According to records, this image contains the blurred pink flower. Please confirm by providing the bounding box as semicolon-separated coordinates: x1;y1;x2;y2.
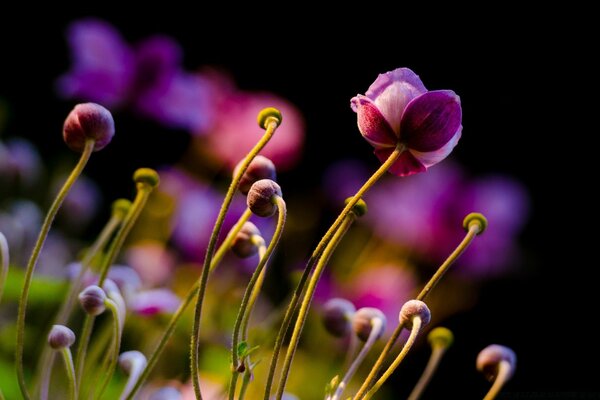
126;240;176;287
203;83;305;170
351;68;462;176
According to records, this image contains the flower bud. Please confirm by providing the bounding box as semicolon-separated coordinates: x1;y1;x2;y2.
78;285;107;316
352;307;386;342
344;197;368;217
112;198;132;219
134;168;160;188
257;107;282;129
119;350;148;375
399;300;431;329
428;327;454;350
476;344;516;381
463;212;488;235
247;179;282;217
322;298;356;338
63;103;114;152
231;222;262;258
48;325;76;349
234;155;277;195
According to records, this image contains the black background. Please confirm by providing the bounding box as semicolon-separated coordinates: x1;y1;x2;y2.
0;7;594;398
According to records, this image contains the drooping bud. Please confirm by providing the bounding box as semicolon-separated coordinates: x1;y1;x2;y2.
257;107;282;129
48;325;76;349
344;197;368;217
63;103;115;152
476;344;517;381
322;298;356;338
399;300;431;329
247;179;282;217
78;285;107;316
427;327;454;350
352;307;387;342
231;222;262;258
234;155;277;195
133;168;160;188
463;212;488;235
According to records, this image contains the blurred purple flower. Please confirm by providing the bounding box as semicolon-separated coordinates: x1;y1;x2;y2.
125;240;176;287
0;138;42;187
55;174;101;229
322;159;370;206
58;19;213;132
351;68;462;176
128;288;180;316
203;83;305;171
365;162;529;277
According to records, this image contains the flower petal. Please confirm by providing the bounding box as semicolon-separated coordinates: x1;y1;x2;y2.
400;90;462;152
410;126;461;168
364;68;428;133
351;95;397;149
374;147;426;177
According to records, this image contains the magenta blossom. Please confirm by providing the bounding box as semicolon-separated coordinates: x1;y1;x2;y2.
351;68;462;176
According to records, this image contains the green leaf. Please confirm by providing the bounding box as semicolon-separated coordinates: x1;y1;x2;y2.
236;341;249;358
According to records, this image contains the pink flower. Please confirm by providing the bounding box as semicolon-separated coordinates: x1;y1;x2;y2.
351;68;462;176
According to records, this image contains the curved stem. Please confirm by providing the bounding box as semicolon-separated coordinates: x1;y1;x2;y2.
60;348;77;400
37;213;122;399
0;232;8;305
229;197;287;400
75;183;154;390
191;120;279;400
15;138;94;400
407;347;446;400
264;145;402;400
95;299;123;399
124;209;252;400
332;318;384;400
483;360;511;400
353;225;479;399
362;317;422;400
274;214;354;400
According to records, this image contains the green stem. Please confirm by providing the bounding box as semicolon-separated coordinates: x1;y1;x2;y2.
274;214;354;400
331;318;384;400
240;237;267;341
15;138;95;400
0;232;8;304
191;120;279;400
363;317;422;400
124;209;252;400
36;213;122;398
407;347;446;400
353;225;479;399
483;360;511;400
229;197;287;400
95;299;123;399
75;182;154;392
60;348;77;400
263;144;403;400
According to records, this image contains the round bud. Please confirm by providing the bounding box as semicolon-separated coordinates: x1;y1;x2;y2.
247;179;282;217
399;300;431;329
234;155;277;195
428;327;454;349
112;198;132;219
78;285;107;316
63;103;115;152
345;197;368;217
322;298;356;338
149;387;182;400
476;344;516;381
48;325;76;349
463;212;487;235
352;307;387;342
231;222;262;258
257;107;282;129
134;168;160;188
119;350;147;375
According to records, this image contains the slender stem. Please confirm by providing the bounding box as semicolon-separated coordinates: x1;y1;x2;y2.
0;232;8;304
229;197;287;400
95;299;123;399
407;347;446;400
60;348;77;400
353;225;479;399
362;317;422;400
124;209;252;400
241;237;267;341
264;145;403;400
238;370;252;400
37;213;122;399
483;360;511;400
78;322;113;400
75;183;154;391
15;139;95;400
331;318;384;400
274;214;354;400
191;120;279;400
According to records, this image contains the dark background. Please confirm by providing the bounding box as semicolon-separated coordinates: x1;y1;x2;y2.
1;8;594;398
